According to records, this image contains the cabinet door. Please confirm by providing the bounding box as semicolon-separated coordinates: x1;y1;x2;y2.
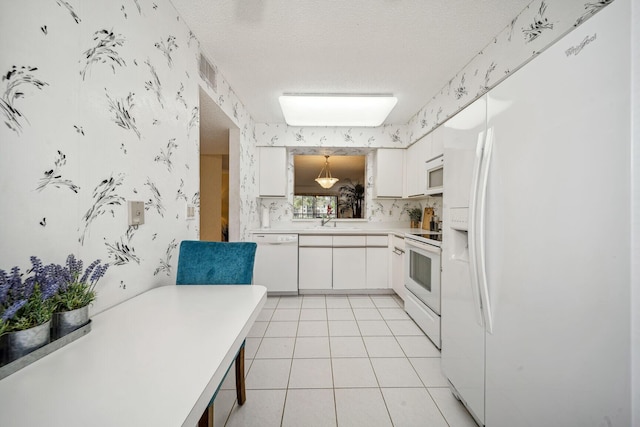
332;248;366;290
430;127;444;158
258;147;287;197
390;236;405;300
375;149;404;198
405;134;430;197
366;247;389;289
416;133;431;195
298;247;332;290
404;143;419;197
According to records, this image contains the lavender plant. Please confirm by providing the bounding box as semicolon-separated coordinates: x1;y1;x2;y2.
0;257;62;335
54;255;109;312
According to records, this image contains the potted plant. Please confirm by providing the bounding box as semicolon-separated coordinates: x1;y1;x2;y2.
408;207;422;228
52;255;109;339
338;179;365;218
0;257;60;364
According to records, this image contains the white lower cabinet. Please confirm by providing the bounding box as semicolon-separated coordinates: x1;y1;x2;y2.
298;247;332;290
390;234;405;300
333;247;366;290
365;235;390;289
366;247;388;289
298;235;333;290
298;234;389;291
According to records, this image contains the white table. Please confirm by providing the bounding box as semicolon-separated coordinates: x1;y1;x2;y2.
0;285;267;427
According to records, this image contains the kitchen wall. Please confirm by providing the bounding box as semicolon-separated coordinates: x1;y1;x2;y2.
254;0;618;228
406;0;616;141
0;0;619;313
0;0;257;314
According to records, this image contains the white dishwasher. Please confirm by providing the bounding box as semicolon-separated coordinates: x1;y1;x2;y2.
251;233;299;295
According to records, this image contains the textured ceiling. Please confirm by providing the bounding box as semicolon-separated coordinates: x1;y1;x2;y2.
173;0;532;125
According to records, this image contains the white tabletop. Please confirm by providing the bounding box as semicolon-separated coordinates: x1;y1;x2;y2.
0;285;267;427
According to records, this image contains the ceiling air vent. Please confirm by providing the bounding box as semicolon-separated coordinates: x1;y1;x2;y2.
199;53;217;91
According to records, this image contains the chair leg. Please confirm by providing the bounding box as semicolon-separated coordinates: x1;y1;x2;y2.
198;403;214;427
235;342;246;405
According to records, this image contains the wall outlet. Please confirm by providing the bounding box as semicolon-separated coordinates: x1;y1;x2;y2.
128;201;145;226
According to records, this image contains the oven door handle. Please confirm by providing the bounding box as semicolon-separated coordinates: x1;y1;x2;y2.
405;240;440;255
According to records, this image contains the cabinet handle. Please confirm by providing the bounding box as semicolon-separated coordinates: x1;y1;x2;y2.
393;248;405;255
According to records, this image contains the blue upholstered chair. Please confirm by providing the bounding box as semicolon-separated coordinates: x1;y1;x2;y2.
176;240;257;427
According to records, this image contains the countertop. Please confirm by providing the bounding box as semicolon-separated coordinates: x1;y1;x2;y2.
250;227;421;236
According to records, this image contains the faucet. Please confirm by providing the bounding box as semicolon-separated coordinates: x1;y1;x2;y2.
321;216;334;227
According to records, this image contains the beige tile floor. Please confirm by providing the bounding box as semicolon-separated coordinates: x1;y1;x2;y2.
213;294;478;427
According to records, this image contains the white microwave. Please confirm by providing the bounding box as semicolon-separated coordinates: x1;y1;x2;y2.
425;155;444;195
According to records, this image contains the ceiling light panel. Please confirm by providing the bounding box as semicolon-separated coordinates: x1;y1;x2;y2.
279;95;398;127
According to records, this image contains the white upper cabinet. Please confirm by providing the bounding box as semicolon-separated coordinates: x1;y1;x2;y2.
375;149;404;198
258;147;287;197
405;133;431;197
430;127;444;159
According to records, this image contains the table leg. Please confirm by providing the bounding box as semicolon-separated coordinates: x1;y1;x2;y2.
198;404;213;427
235;342;246;405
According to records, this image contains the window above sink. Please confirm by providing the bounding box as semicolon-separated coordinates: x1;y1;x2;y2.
293;154;366;219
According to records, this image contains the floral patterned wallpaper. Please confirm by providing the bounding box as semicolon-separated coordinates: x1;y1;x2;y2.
254;0;615;227
0;0;258;314
0;0;616;312
405;0;615;141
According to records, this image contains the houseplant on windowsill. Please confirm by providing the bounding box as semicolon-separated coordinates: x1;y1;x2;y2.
0;257;60;364
52;255;109;339
408;207;422;228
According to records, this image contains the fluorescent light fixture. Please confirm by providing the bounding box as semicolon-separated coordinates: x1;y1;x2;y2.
279;94;398;127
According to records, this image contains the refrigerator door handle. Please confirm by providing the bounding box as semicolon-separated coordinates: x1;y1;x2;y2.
468;130;486;328
476;127;494;334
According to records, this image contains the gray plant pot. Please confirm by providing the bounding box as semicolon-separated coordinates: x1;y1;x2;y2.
0;319;51;364
52;305;90;340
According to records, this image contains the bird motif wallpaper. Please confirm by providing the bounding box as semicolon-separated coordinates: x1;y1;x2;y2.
0;0;257;314
254;0;615;226
0;0;615;313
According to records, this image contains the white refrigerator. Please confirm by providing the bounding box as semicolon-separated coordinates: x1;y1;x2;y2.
440;1;631;426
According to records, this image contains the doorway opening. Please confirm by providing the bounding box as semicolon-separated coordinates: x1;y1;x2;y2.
199;87;239;241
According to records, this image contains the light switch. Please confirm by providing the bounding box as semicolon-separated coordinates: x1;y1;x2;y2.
186;204;195;219
128;201;145;226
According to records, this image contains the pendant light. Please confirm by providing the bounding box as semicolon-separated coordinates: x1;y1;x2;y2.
315;155;339;189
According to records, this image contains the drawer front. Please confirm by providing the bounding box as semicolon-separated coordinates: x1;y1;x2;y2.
299;235;333;247
392;234;405;250
404;290;440;349
332;235;366;247
366;235;388;247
